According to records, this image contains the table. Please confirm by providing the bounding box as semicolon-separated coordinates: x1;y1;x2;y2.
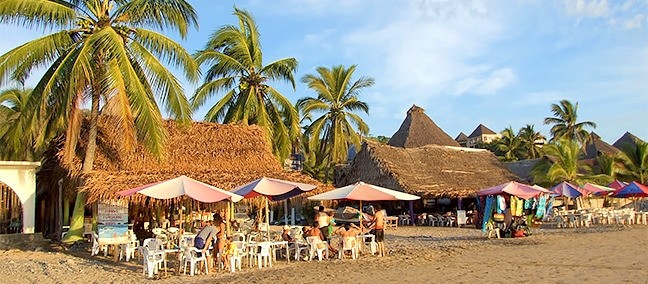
247;241;290;264
163;248;182;275
385;216;398;229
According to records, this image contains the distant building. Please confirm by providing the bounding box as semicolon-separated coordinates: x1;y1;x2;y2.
613;132;644;150
455;132;468;147
466;124;501;148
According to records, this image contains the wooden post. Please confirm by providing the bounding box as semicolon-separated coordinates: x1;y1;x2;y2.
265;197;270;239
226;201;231;235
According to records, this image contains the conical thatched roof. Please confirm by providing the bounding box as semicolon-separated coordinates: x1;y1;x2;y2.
44;117;330;204
335;141;519;198
613;132;643;150
387;105;459;148
468;124;496;138
583;133;619;160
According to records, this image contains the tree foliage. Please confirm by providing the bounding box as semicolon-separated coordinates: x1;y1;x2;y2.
543;100;596;147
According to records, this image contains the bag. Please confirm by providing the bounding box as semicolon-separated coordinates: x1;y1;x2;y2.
493;213;505;222
513;229;526;238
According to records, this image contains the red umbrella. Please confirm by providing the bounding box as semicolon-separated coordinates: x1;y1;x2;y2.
477;181;549;199
608;180;628;191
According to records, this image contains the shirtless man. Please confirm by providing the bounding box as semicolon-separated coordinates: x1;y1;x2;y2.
373;204;386;256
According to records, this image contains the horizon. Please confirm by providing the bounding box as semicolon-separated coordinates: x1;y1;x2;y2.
0;0;646;144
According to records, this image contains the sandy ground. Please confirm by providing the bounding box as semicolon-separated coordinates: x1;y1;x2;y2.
0;225;646;284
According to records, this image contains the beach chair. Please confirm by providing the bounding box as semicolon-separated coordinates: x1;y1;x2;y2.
486;223;500;239
338;237;357;260
306;236;328;261
427;215;438;226
119;233;139;261
141;246;165;278
182;247;208;276
91;232;109;256
256;242;273;268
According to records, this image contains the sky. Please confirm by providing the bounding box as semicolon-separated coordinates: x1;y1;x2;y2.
0;0;646;144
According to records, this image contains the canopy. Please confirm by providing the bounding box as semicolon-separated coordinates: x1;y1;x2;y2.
612;181;648;198
579;183;614;196
608;180;628;190
477;181;549;199
307;181;421;201
231;177;317;201
550;182;582;198
117;175;243;203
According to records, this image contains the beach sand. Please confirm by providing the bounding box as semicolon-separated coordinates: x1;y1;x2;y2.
0;226;646;283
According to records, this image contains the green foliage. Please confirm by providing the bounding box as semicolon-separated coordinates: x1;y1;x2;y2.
531;139;608;186
616;141;648;184
543;100;596;147
518;124;545;159
298;65;373;182
493;126;524;162
191;7;299;161
365;135;390;144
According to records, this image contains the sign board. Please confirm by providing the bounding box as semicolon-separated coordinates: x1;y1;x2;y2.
98;200;129;244
457;210;467;226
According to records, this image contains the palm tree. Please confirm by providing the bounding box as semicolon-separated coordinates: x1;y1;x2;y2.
595;153;619;184
0;87;48;161
518;124;545;159
617;141;648;184
493;127;523;162
543;100;596;146
0;0;199;242
532;139;607;186
191;7;299;160
298;65;373;182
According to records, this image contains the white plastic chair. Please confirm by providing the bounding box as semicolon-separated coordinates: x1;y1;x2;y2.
141;246;165;278
119;233;139;261
486;223;500;239
182;247;208;276
446;216;456;227
427;215;438;226
256;242;273;268
306;236;328;261
338;237;357;260
91;232;109;256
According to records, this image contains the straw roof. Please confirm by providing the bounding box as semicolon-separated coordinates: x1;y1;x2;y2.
504;159;542;183
46;117;330;204
335;141;519;198
387;105;460;148
613;132;643;150
582;133;619;160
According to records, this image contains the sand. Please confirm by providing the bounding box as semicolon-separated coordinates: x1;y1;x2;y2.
0;226;646;284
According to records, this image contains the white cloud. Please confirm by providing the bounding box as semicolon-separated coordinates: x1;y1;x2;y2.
622;14;645;29
565;0;610;18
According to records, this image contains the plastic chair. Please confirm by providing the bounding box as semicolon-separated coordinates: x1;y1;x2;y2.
427;215;438;226
91;232;109;256
182;247;208;276
338;237;357;260
446;216;456;227
486;223;500;239
256;242;273;268
306;236;327;261
141;246;165;278
119;233;139;261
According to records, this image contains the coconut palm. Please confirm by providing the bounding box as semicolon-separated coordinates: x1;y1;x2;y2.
543;100;596;146
617;141;648;184
518;124;545;159
0;0;199;242
191;8;299;160
595;153;620;183
532;139;608;186
493;127;523;162
0;87;52;161
297;65;373;181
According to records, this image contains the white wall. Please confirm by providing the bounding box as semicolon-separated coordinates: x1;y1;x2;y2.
0;161;40;234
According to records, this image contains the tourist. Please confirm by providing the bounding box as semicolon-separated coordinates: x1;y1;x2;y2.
373;204;386;256
213;214;227;269
335;223;360;238
327;211;336;238
222;236;238;271
194;219;218;258
315;206;329;241
282;225;294;242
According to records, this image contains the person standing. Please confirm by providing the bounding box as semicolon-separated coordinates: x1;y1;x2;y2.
315;206;329;241
373;204;386;256
194;219;219;273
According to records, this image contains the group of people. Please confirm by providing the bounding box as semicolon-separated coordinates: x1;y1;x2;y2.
280;204;387;257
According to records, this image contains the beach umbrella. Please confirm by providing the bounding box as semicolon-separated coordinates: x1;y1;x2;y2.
608;180;628;191
231;177;317;237
308;181;420;231
611;181;648;198
550;182;582;198
579;183;614;196
477;181;549;199
117;175;243;203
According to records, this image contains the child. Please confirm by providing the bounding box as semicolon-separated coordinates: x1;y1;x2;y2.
222;237;238;271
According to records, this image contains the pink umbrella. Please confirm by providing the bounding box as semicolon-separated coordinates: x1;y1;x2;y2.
117;175;243;203
608;180;628;191
477;181;549;199
579;183;614;196
231;177;317;201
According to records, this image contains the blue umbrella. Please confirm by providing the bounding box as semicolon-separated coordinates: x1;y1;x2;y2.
550;182;582;198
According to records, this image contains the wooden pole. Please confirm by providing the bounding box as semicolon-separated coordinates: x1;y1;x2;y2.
359;200;363;233
226;201;231;236
265;197;270;239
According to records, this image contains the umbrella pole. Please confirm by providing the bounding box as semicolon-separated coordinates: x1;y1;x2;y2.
226;201;231;236
284;200;288;227
265;196;270;239
359;200;363;233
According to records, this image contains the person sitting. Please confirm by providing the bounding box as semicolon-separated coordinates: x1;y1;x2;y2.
336;223;361;238
282;225;294;242
222;237;238;271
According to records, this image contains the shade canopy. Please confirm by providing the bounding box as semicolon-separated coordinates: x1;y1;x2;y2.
612;181;648;198
477;181;549;199
550;182;582;198
117;175;243;203
308;181;421;201
579;183;614;196
608;180;629;190
231;177;317;201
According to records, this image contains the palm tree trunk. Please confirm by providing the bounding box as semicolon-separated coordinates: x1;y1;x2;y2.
62;74;102;243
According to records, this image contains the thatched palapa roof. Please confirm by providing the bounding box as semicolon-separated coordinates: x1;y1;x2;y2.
387;105;460;148
613;132;643;150
52;118;330;204
335;141;519;198
582;132;619;160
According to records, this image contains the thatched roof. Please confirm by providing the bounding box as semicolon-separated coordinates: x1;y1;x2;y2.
468;124;496;138
613;132;643;150
504;159;542;183
583;134;619;160
48;118;330;204
387;105;460;148
335;141;519;198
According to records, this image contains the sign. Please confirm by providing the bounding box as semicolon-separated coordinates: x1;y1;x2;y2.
457;210;467;226
98;200;129;244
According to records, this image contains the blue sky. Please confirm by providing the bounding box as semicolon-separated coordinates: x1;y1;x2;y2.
1;0;646;144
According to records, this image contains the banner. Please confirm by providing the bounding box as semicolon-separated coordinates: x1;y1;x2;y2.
98;200;129;244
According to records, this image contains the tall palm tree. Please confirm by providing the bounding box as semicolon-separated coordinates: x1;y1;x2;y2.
532;139;607;186
0;87;47;161
595;153;619;183
518;124;545;159
191;7;299;160
543;100;597;146
0;0;199;242
298;65;373;182
617;141;648;184
494;127;523;162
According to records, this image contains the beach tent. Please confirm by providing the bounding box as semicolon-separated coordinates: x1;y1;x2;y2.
231;177;316;236
611;181;648;198
579;183;614;196
117;175;243;203
550;182;582;198
477;181;548;199
608;180;628;191
308;181;420;230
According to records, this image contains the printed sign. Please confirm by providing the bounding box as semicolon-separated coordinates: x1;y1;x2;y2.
98;200;129;244
457;210;467;226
